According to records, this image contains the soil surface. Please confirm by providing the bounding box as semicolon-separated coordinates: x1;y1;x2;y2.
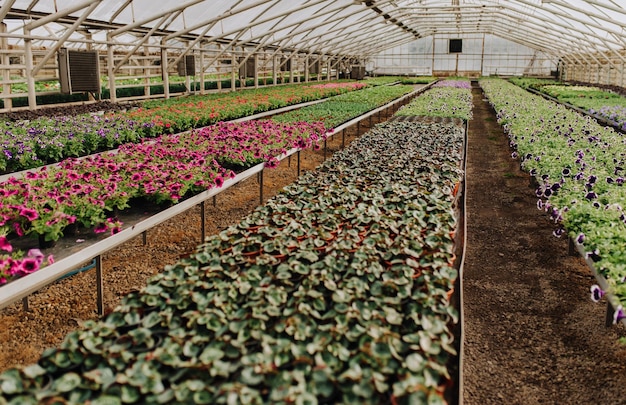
1;86;626;405
462;84;626;405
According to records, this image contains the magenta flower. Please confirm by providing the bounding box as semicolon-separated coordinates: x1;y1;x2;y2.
94;222;108;234
0;236;12;252
12;222;24;237
27;248;45;265
19;207;39;221
214;176;224;188
19;258;40;275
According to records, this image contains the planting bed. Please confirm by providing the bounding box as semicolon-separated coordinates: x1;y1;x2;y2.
0;101;464;402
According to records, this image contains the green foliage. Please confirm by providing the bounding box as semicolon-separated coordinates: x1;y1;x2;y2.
0;119;464;404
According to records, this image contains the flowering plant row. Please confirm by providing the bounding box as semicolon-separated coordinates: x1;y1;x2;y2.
480;77;626;321
509;77;626;132
400;76;438;85
0;118;464;404
395;79;473;121
362;76;402;86
0;120;327;286
0;81;365;174
271;84;414;127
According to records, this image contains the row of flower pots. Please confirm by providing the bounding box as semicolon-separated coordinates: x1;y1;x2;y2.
0;81;367;174
0;74;472;404
480;77;626;324
509;77;626;132
0;115;465;404
0;80;434;286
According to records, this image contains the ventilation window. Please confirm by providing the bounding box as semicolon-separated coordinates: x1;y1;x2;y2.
57;48;100;94
449;39;463;53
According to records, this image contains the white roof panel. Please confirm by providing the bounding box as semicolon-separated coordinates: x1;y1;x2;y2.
2;0;625;57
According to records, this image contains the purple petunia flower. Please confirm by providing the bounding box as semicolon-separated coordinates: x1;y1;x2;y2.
586;248;601;262
585;192;598;200
590;284;605;302
576;233;585;244
552;227;565;238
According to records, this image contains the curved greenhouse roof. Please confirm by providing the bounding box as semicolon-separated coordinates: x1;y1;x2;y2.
1;0;625;110
2;0;625;58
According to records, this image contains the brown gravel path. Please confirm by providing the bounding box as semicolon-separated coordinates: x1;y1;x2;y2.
462;84;626;405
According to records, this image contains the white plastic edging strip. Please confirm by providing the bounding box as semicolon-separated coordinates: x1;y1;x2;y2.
573;239;626;328
457;119;469;405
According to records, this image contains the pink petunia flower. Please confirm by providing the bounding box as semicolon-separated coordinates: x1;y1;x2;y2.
0;236;12;252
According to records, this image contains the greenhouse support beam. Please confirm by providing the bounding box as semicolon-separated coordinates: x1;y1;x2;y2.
108;0;203;37
198;0;341;73
161;39;170;99
107;36;116;102
23;0;100;30
516;0;626;49
108;0;133;24
169;19;219;70
163;0;273;41
0;23;11;110
543;0;626;48
112;14;171;75
281;10;387;55
0;0;16;22
23;33;36;109
30;1;101;77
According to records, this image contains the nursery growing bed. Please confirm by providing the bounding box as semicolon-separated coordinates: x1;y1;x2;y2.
523;86;626;134
0;115;466;403
0;84;429;315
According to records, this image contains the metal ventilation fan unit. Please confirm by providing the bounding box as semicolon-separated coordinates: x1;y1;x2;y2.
177;55;196;76
58;48;100;94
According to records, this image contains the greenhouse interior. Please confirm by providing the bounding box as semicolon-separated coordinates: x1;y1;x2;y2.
1;1;626;404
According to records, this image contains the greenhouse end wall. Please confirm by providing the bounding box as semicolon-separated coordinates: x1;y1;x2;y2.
370;34;557;78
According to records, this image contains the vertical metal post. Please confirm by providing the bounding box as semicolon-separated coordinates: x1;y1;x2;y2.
341;129;345;149
568;238;576;256
142;230;147;245
200;201;206;243
23;31;36;109
288;155;291;167
259;169;264;204
213;195;217;207
95;255;104;316
1;24;12;110
323;139;327;160
22;297;29;312
297;151;301;176
606;302;615;327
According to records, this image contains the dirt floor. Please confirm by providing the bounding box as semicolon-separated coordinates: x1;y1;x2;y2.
462;84;626;405
2;88;626;404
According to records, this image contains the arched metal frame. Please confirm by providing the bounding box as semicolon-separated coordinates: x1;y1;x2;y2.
1;0;625;109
